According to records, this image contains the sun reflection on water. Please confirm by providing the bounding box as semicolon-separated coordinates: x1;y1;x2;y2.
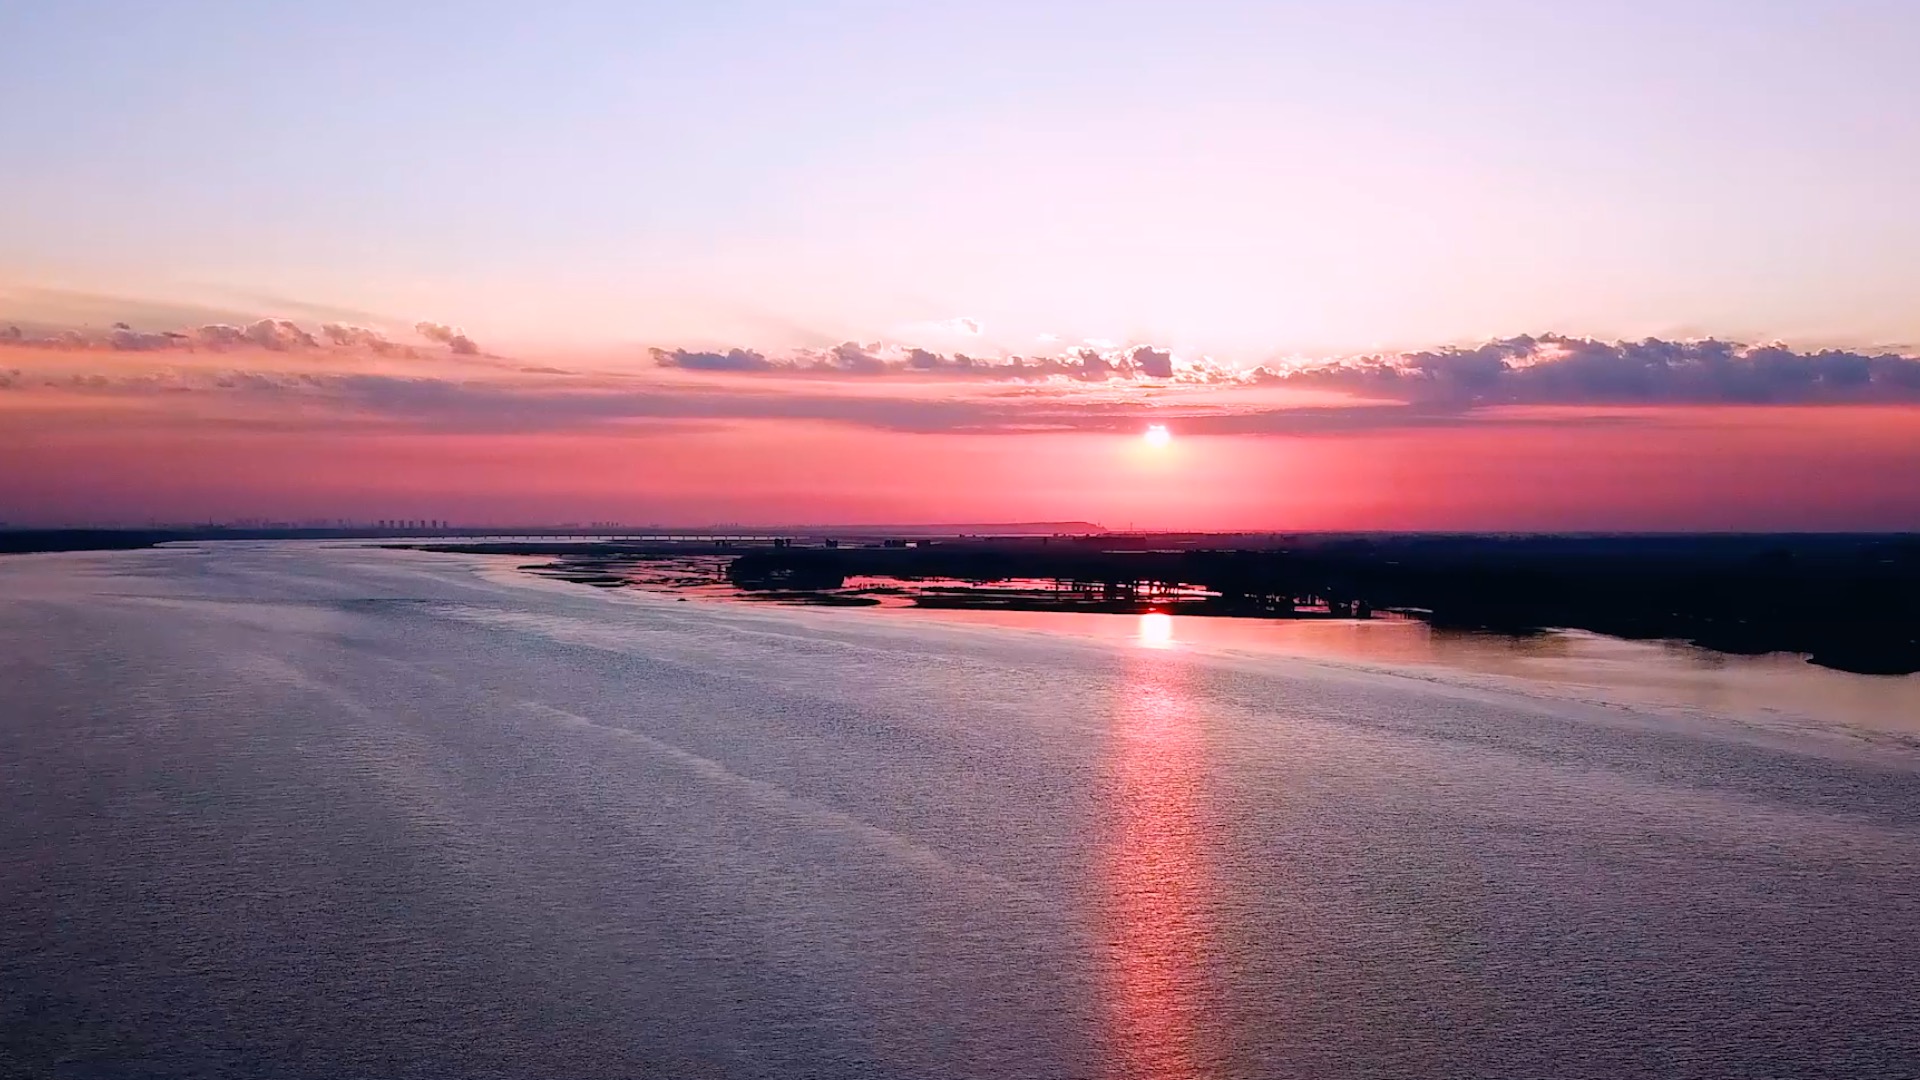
1138;612;1175;649
1104;643;1213;1079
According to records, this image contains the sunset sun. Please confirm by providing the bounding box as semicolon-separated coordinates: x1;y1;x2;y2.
1143;424;1172;449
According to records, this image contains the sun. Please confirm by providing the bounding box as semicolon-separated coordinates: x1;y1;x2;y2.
1143;423;1172;448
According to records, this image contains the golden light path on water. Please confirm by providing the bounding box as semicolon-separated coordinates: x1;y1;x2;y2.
1104;611;1213;1079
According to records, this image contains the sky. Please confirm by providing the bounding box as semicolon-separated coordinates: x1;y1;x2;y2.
3;1;1919;529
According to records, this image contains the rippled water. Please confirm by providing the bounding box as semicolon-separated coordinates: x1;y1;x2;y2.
2;542;1917;1078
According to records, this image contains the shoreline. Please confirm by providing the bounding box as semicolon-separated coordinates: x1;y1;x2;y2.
487;547;1917;678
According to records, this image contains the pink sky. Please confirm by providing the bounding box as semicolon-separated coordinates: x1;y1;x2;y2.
7;6;1920;531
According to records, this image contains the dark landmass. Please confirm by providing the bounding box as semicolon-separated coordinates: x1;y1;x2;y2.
430;532;1920;676
0;529;183;555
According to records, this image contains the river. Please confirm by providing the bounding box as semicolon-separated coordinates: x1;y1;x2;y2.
2;542;1916;1078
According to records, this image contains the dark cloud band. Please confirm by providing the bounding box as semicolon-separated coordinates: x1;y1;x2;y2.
654;334;1920;405
1;317;482;357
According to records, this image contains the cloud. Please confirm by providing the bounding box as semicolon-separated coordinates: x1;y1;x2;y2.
243;318;319;351
100;319;319;351
321;323;377;346
645;333;1920;404
1256;334;1920;405
321;323;422;357
825;342;888;374
943;316;983;335
415;321;481;355
0;314;474;358
1128;345;1173;379
108;323;179;351
193;324;250;349
0;326;87;349
650;347;776;372
650;340;1191;382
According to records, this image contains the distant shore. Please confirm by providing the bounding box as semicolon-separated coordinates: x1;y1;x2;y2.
410;534;1920;677
6;529;1913;676
0;530;179;556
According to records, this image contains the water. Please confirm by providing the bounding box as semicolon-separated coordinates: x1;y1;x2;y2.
2;542;1917;1079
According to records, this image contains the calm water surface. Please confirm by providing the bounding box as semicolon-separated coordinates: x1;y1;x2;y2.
2;542;1917;1079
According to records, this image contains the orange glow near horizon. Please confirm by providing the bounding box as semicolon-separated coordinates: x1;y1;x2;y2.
1104;645;1213;1079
